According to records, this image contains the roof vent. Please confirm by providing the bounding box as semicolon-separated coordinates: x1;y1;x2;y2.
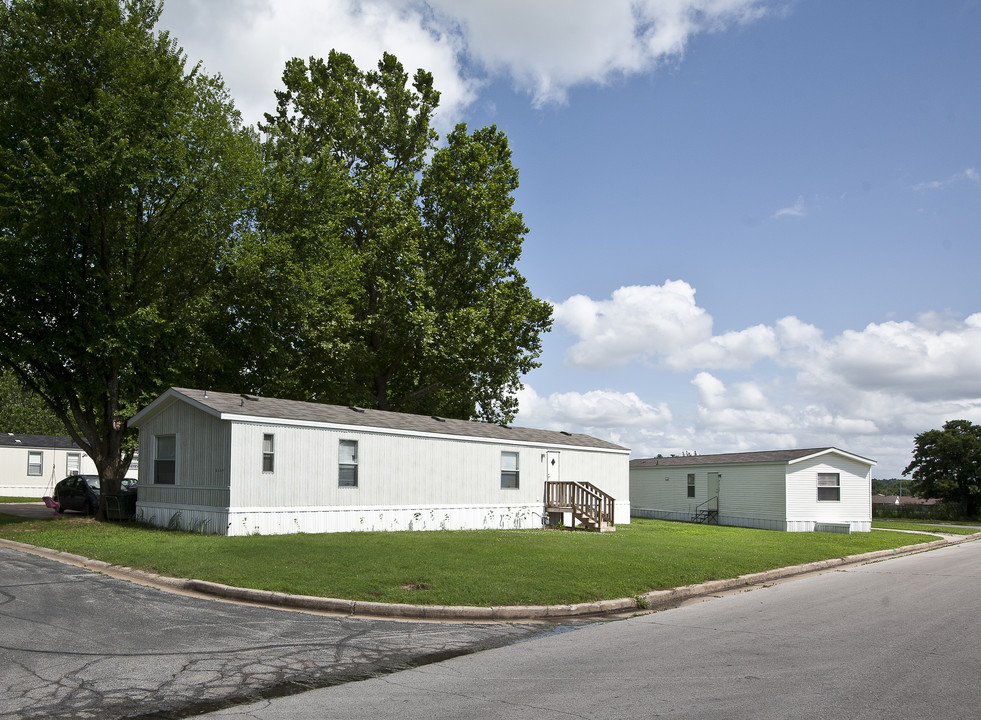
431;416;446;422
240;394;258;406
560;431;572;436
348;406;365;413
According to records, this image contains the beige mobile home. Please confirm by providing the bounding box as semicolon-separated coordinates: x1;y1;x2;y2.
630;448;874;532
129;388;630;536
0;433;98;497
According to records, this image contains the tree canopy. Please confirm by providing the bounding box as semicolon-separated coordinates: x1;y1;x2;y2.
903;419;981;518
218;50;552;423
0;0;255;508
0;368;64;436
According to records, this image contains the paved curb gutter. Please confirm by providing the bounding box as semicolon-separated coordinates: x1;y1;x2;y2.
2;532;978;621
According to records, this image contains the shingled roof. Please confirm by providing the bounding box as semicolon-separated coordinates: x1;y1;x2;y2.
0;433;78;449
131;388;628;453
630;447;874;468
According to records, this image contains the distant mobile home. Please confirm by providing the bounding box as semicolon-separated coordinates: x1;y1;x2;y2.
630;448;875;533
0;433;98;497
129;388;630;536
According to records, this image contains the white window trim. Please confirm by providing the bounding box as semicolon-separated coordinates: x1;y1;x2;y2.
817;472;841;502
27;450;43;476
262;434;275;473
501;451;519;489
154;434;177;485
338;439;358;488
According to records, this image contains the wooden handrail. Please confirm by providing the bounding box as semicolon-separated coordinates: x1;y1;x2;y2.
545;481;615;527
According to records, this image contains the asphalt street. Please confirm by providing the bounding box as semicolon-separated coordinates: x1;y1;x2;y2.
0;547;560;720
198;539;981;720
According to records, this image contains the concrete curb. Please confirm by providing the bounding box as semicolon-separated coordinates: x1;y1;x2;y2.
2;532;978;621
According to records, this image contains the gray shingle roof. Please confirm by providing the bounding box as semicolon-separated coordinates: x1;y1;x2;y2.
0;433;78;449
630;447;873;468
149;388;628;452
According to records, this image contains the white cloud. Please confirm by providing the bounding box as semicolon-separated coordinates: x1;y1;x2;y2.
772;194;805;218
553;281;713;368
159;0;773;126
517;385;671;431
912;168;981;192
544;283;981;476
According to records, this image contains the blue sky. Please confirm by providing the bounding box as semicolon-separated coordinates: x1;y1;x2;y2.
159;1;981;478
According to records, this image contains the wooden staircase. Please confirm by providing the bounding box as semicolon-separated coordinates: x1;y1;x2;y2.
544;481;616;532
691;496;719;524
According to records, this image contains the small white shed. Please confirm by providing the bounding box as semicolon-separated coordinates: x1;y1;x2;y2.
630;448;874;533
0;433;98;497
129;388;630;536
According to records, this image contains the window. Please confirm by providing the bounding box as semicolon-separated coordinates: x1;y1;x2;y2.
67;452;81;476
339;440;358;487
501;451;519;489
817;473;840;502
687;473;696;498
154;435;176;485
262;434;275;473
27;451;42;476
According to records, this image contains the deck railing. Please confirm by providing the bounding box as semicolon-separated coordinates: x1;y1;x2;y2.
545;481;615;529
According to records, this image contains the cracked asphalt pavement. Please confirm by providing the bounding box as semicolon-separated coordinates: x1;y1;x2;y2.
0;546;560;719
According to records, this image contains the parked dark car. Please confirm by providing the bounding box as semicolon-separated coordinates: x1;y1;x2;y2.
54;475;137;515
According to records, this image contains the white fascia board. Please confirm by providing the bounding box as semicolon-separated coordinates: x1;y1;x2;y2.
788;448;876;467
217;412;630;455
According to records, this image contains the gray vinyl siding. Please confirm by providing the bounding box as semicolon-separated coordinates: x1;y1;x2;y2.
630;462;787;526
135;399;231;510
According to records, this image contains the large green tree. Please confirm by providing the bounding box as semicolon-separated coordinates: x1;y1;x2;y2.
0;367;64;435
227;51;552;423
0;0;255;513
903;419;981;517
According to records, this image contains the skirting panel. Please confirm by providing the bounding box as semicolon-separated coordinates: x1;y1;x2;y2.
137;501;547;536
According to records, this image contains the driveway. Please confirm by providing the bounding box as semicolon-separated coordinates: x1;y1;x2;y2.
0;547;559;720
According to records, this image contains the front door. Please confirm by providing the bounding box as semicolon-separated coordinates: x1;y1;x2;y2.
546;451;560;483
708;472;721;510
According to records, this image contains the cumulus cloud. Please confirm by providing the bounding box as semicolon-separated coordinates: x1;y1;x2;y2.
545;283;981;475
552;281;713;368
517;385;671;431
159;0;772;126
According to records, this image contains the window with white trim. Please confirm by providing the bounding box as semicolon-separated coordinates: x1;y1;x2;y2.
154;435;176;485
687;473;696;498
817;473;840;502
27;451;42;476
67;452;81;475
501;451;519;489
339;440;358;487
262;434;275;473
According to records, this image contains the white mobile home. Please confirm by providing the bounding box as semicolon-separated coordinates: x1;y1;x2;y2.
0;433;98;497
129;388;630;536
630;448;874;532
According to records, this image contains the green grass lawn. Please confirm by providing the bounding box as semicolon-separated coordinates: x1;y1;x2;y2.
872;520;980;535
0;514;945;606
0;497;38;503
